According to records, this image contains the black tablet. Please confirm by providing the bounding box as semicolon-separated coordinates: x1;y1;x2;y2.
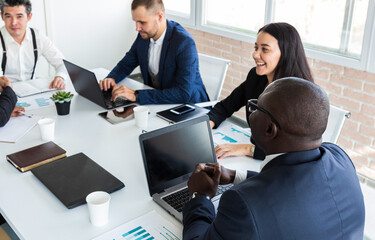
32;153;125;209
98;104;137;124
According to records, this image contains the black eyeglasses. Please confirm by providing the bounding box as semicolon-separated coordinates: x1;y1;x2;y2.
247;99;281;129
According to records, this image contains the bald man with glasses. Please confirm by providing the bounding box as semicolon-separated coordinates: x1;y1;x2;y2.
183;77;365;240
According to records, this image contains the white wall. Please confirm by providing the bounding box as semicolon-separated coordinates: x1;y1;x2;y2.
45;0;138;71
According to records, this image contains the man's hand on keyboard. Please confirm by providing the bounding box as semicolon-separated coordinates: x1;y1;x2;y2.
99;78;116;91
111;85;136;102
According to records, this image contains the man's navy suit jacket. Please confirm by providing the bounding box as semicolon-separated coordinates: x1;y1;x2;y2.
107;20;208;104
183;143;365;240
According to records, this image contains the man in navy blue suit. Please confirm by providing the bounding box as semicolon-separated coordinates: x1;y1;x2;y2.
99;0;208;105
183;77;365;239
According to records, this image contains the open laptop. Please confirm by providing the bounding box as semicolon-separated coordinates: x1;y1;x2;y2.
139;115;232;222
63;60;132;109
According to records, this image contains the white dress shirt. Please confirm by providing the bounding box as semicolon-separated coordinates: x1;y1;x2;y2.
0;26;67;82
233;153;284;185
148;28;166;76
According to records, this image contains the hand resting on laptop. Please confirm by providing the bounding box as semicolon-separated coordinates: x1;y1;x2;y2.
100;78;137;102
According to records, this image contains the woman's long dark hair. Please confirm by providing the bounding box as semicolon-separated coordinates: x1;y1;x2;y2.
258;23;314;83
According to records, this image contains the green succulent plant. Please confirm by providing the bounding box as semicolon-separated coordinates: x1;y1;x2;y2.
50;91;74;103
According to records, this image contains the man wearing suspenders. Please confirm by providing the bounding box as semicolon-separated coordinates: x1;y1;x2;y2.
0;0;67;89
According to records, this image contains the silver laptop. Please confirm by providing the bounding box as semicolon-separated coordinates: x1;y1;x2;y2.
63;59;132;109
139;115;232;222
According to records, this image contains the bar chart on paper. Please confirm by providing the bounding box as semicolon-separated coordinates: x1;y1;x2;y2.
92;211;181;240
16;92;54;110
212;122;251;146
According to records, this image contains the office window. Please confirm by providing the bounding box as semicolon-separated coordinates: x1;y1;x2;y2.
204;0;265;35
200;0;369;59
274;0;369;58
164;0;190;17
348;0;369;56
164;0;374;72
164;0;195;27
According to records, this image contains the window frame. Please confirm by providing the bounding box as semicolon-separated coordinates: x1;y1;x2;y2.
165;0;196;27
165;0;375;73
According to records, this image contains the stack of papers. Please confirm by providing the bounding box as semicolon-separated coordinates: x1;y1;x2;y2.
212;122;251;146
12;78;56;98
0;115;41;143
93;210;181;240
16;91;55;110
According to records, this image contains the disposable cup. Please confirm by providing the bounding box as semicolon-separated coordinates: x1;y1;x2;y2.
133;106;149;129
37;118;55;141
86;191;111;227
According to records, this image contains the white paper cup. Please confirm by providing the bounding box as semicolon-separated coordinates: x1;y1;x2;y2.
86;191;111;227
133;106;149;129
37;118;55;141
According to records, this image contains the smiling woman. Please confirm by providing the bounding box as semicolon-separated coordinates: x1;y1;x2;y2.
207;22;313;160
252;31;281;82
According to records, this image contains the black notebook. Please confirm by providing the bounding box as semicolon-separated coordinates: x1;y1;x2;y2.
31;152;125;209
156;104;209;124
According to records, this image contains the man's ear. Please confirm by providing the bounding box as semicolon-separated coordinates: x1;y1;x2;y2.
265;121;278;139
27;12;32;21
157;11;163;22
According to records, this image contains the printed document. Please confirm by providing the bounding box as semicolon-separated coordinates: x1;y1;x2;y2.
12;78;56;98
212;121;251;146
0;115;41;143
92;210;181;240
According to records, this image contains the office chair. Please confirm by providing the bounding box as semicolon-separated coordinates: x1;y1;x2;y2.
198;53;230;101
322;105;351;143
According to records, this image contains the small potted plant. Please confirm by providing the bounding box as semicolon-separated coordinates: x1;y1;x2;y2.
50;91;74;115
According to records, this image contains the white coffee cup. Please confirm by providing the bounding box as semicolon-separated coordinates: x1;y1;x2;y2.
133;106;149;129
37;118;55;141
86;191;111;227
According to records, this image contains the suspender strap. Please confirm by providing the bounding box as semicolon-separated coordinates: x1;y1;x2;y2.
0;28;38;78
0;31;7;75
30;28;38;79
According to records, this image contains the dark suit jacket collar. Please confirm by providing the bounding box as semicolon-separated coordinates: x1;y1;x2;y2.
261;148;322;172
164;19;174;42
140;20;172;86
158;20;174;85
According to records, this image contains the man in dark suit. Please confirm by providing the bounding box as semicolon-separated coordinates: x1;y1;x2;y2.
99;0;208;104
0;76;24;127
0;75;24;225
183;77;365;239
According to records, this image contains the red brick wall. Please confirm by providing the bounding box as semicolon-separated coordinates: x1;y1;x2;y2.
187;28;375;180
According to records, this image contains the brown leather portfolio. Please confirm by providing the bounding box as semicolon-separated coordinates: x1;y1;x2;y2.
6;141;66;172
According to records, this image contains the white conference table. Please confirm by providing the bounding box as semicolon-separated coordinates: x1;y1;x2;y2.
0;76;262;240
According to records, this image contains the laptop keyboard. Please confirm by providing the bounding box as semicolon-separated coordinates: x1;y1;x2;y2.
162;184;233;213
163;188;190;213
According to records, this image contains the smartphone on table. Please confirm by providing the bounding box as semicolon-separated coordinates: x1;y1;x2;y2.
170;104;195;115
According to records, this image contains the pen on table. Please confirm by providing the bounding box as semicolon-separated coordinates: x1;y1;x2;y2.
17;111;33;118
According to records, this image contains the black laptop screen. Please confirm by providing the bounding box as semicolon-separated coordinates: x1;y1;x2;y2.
140;116;216;195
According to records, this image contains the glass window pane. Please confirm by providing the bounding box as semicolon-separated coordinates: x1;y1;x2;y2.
274;0;346;51
205;0;266;34
348;0;369;56
164;0;190;17
274;0;368;58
